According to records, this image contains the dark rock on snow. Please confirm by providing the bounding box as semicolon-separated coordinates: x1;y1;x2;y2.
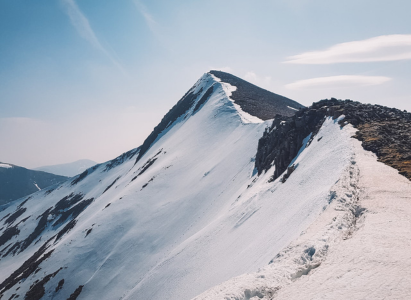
256;98;411;181
209;70;304;120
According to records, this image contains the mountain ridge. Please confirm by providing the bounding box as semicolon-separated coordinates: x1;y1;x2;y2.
256;98;411;181
0;72;410;300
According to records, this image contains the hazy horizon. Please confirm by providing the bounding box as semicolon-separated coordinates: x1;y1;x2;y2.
1;0;410;168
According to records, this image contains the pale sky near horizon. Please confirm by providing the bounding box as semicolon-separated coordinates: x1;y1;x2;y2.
1;0;410;168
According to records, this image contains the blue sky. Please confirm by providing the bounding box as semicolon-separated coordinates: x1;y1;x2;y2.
1;0;410;168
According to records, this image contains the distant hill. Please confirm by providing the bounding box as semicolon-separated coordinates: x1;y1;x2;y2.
34;159;98;177
0;162;68;206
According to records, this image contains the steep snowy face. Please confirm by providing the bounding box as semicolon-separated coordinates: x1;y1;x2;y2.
0;73;351;300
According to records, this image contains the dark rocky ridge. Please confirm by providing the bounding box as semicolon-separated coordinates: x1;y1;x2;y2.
209;70;304;120
256;98;411;181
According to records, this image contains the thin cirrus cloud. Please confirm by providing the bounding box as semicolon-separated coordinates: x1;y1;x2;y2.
285;34;411;64
133;1;169;49
133;0;158;33
60;0;125;73
285;75;392;90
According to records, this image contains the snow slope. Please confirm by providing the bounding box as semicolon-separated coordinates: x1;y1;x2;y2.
1;73;357;300
275;139;411;300
195;124;411;300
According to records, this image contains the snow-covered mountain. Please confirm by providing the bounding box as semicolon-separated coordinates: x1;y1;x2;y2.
0;163;68;207
34;159;98;177
1;71;410;300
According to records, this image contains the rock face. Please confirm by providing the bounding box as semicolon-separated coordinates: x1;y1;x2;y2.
256;98;411;181
209;70;304;120
255;105;326;179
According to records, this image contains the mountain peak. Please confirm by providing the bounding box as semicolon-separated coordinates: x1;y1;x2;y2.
135;71;304;162
209;70;304;120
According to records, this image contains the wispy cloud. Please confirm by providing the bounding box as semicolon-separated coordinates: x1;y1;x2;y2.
133;0;158;34
60;0;126;73
285;75;392;89
133;0;170;51
285;34;411;64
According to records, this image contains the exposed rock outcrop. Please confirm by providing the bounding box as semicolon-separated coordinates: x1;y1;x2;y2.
256;98;411;181
210;70;304;120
